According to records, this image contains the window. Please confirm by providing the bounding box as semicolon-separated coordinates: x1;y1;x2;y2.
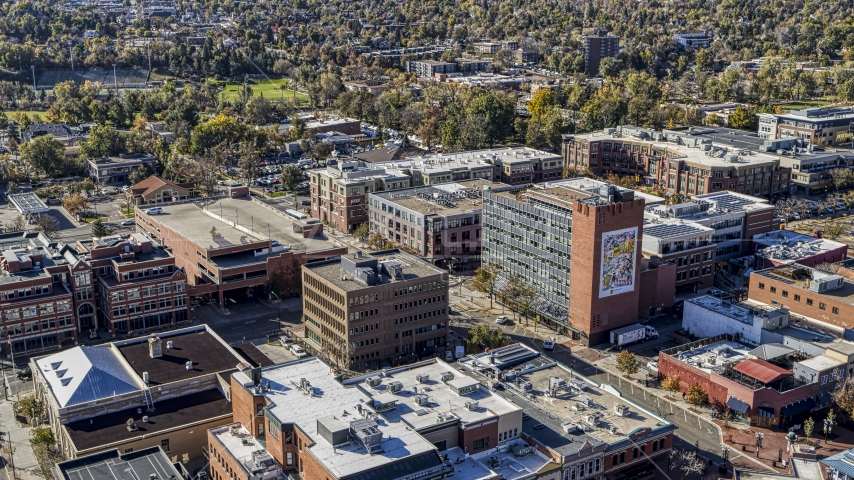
161;439;170;453
286;452;293;466
770;286;776;294
807;299;813;306
473;437;490;450
758;283;765;290
794;294;801;302
820;302;826;310
782;290;788;298
833;307;839;314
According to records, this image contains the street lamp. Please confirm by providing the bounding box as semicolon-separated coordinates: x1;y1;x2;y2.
721;445;730;472
269;291;282;333
824;417;836;442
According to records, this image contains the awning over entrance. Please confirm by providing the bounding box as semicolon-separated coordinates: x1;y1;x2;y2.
781;398;815;417
727;397;750;414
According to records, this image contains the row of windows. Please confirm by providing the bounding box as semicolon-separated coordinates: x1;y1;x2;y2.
2;316;73;337
758;283;841;314
393;282;443;298
393;296;446;311
394;308;446;325
2;299;71;322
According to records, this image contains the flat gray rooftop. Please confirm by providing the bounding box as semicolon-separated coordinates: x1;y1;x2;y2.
234;359;442;479
305;250;447;292
146;198;341;255
356;359;521;431
54;447;183;480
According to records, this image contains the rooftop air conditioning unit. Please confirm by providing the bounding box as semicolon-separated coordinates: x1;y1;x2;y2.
440;372;455;382
416;374;430;383
465;401;479;411
415;394;429;405
366;376;382;387
388;381;404;393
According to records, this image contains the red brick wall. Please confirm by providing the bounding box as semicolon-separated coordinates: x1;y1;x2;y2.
568;199;646;345
748;276;854;330
603;433;673;473
637;263;677;319
459;418;499;455
209;430;251;480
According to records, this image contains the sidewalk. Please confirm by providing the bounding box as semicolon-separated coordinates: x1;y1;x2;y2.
0;398;43;480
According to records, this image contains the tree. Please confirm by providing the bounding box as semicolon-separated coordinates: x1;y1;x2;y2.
686;385;708;405
281;164;304;191
830;168;854;191
129;164;150;185
20;136;66;177
616;350;640;376
243;96;276;125
466;324;510;354
91;217;116;237
515;279;537;325
832;377;854;418
7;215;26;232
63;194;91;218
30;427;55;445
353;222;370;243
80;125;128;158
728;106;757;130
7;181;20;195
823;219;848;240
238;150;260;186
34;214;61;240
14;395;45;426
804;417;815;438
472;261;501;308
661;375;681;394
367;233;386;250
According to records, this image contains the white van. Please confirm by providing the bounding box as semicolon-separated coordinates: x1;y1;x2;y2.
290;344;307;358
145;207;163;215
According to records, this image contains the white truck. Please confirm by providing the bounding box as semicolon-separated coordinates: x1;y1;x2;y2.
610;323;659;347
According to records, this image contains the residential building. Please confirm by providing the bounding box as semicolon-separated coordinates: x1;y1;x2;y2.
748;262;854;330
641;216;716;291
310;147;562;233
353;144;428;163
214;358;455;480
88;153;158;184
135;197;347;308
658;334;844;428
406;60;456;78
472;42;502;54
482;178;665;344
663;125;803;155
368;180;511;268
515;49;541;63
53;447;188;480
758;106;854;146
673;33;712;50
31;325;268;460
301;249;449;371
82;29;100;39
463;347;675;480
301;116;362;136
751;230;848;270
644;191;778;260
563;126;792;198
22;123;79;145
128;175;194;205
458;59;491;73
776;149;854;195
583;30;619;76
343;80;389;96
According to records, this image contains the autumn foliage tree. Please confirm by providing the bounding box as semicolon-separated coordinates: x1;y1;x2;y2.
661;375;681;394
616;350;639;376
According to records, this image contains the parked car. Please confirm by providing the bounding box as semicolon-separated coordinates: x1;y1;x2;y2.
100;188;110;195
290;344;307;358
145;207;163;215
121;219;135;226
300;200;311;205
16;366;31;380
646;361;659;373
122;185;130;191
495;315;508;325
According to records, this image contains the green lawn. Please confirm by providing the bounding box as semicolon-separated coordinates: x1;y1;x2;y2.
774;99;831;112
4;110;47;121
214;77;308;104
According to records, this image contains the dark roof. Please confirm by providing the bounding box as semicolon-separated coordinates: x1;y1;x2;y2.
353;145;428;163
733;359;792;383
64;389;231;451
117;330;243;385
519;399;607;456
129;176;192;197
54;446;185;480
23;123;73;141
231;343;275;367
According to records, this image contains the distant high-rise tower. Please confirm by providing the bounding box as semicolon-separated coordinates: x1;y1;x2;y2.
584;29;619;76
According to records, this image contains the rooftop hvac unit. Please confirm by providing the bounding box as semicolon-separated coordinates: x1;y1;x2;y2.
562;422;580;433
416;374;430;383
440;372;455;382
465;401;479;411
522;381;533;391
366;376;382;387
614;404;630;416
388;381;404;393
414;394;429;405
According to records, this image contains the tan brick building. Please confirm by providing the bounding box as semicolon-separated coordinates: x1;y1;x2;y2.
301;249;449;371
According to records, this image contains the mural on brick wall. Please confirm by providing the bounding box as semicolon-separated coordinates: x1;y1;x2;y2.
600;226;638;298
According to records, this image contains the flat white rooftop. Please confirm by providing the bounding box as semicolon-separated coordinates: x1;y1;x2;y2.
234;359;441;479
797;355;844;371
753;231;846;262
355;359;521;431
668;340;752;374
686;295;755;325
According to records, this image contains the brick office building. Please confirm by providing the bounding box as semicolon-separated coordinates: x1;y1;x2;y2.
583;29;619;76
483;178;661;344
136;198;346;308
212;358;455;480
367;180;511;268
641;217;716;292
301;249;449;371
748;263;854;329
563;126;791;198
